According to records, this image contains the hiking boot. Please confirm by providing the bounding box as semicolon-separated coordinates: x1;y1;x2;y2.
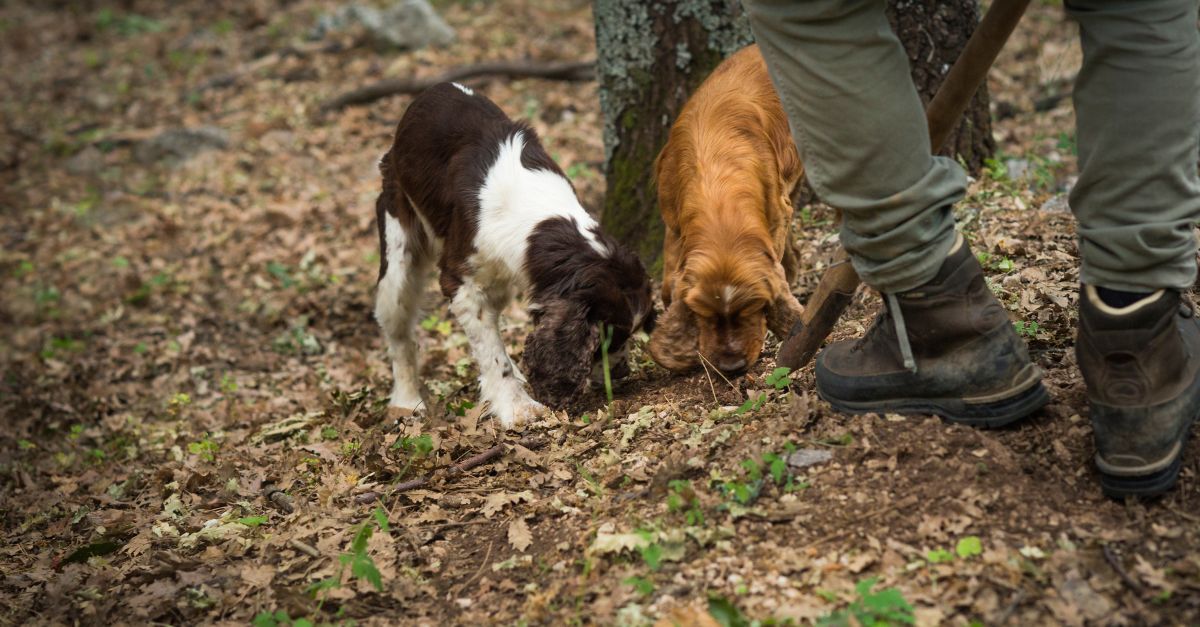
1077;285;1200;498
815;236;1048;427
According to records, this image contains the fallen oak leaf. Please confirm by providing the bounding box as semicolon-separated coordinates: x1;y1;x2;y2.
508;517;532;553
512;443;542;468
481;490;534;518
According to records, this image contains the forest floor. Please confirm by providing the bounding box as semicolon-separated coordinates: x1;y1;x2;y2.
2;1;1198;625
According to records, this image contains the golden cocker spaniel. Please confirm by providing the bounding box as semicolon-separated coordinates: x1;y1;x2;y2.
649;45;805;374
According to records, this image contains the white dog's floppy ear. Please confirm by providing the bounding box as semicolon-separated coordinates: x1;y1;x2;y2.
523;298;600;409
648;298;701;373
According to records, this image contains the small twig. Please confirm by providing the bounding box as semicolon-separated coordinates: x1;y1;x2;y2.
1103;544;1144;595
289;539;320;558
390;436;544;495
696;351;737;388
697;353;719;404
354;491;381;505
319;59;595;112
460;540;494;590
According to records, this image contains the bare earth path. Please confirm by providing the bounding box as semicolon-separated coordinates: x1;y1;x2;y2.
2;2;1197;624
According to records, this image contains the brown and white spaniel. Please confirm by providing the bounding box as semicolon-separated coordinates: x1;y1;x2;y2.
650;45;805;374
374;82;654;427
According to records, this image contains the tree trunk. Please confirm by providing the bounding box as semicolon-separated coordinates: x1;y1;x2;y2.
886;0;996;174
594;0;753;273
595;0;994;270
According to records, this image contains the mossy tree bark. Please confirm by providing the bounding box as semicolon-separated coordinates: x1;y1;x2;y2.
596;0;994;270
886;0;995;174
594;0;753;273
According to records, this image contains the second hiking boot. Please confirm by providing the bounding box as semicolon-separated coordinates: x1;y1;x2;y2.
1077;285;1200;498
816;235;1048;427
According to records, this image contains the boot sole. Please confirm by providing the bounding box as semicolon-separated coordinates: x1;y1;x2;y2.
819;379;1050;428
1096;414;1195;500
1100;455;1183;499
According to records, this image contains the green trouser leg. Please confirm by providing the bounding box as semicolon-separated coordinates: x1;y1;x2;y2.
742;0;966;293
1067;0;1200;292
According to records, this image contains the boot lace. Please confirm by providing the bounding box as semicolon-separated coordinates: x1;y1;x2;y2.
887;293;918;373
852;293;918;374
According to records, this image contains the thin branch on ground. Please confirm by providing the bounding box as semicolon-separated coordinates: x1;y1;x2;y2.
459;540;494;591
319;59;595;112
388;435;544;496
1103;544;1144;596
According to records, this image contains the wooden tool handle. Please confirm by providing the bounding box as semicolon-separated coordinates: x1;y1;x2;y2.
776;0;1031;371
777;257;860;370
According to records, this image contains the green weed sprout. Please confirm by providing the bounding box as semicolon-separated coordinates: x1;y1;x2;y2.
599;321;614;403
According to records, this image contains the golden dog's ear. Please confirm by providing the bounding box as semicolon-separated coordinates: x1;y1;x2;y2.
648;298;700;372
765;264;804;339
764;97;803;189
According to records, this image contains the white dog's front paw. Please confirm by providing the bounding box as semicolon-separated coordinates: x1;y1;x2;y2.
488;387;547;429
389;388;424;413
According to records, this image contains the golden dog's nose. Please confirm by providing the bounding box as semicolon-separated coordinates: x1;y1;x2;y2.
718;356;747;374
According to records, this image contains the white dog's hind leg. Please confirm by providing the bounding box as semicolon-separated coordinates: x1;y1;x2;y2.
451;277;543;428
375;212;429;410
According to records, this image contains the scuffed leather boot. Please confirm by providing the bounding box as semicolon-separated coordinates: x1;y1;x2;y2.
816;235;1048;426
1077;285;1200;498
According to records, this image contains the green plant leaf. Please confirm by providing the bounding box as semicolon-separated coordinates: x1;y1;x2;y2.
956;536;982;559
765;366;792;389
623;575;654;596
639;540;663;571
237;515;268;527
251;610;280;627
350;523;373;554
926;548;954;563
861;585;915;624
351;552;383;591
307;575;340;596
707;594;749;627
765;453;787;485
373;506;390;532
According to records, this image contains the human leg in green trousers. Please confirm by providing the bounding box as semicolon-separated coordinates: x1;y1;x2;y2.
1067;0;1200;497
742;0;1048;427
743;0;1200;496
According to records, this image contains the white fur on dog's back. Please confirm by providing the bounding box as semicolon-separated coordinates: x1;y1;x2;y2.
475;131;606;278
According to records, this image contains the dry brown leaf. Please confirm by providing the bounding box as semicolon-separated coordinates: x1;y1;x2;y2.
240;563;276;588
507;517;532;553
481;490;533;518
